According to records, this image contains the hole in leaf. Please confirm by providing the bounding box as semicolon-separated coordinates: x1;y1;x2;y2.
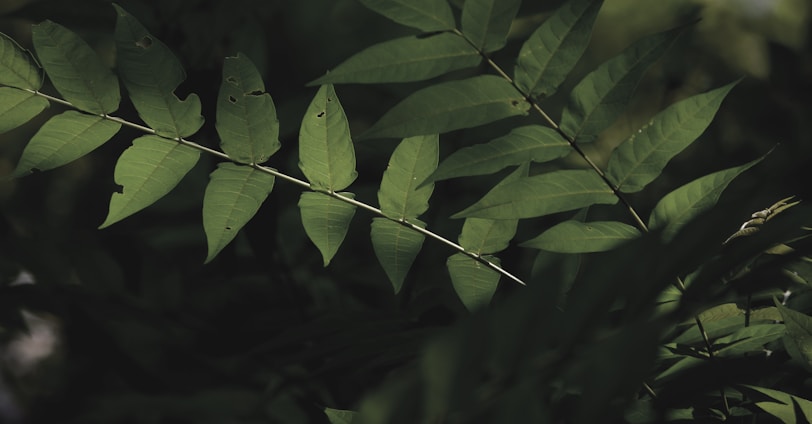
135;36;153;49
226;76;238;85
246;90;263;96
317;111;325;118
511;100;520;107
225;226;232;230
228;95;237;104
326;97;332;102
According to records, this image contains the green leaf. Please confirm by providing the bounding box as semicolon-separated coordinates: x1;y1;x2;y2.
31;20;120;114
299;191;357;266
299;84;357;191
324;407;357;424
461;0;522;52
0;31;41;90
358;0;456;32
425;125;569;184
371;218;426;293
521;220;640;253
309;33;480;85
0;87;48;133
11;111;121;177
776;302;812;371
741;385;812;423
648;156;763;240
560;27;681;143
606;82;737;192
202;163;275;263
453;169;617;219
113;4;203;138
514;0;603;98
361;75;530;139
447;253;500;310
216;53;280;164
100;135;200;228
378;134;439;219
712;323;785;358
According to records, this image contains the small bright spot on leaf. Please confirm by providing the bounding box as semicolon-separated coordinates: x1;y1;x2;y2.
135;36;152;49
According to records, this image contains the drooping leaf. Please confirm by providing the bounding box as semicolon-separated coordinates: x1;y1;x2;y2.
299;191;357;266
358;0;456;32
299;84;357;191
113;4;203;138
776;302;812;371
606;82;737;192
371;218;426;293
453;169;617;219
648;156;763;240
308;33;480;85
0;88;48;133
202;163;275;263
11;111;121;177
461;0;522;52
0;31;41;90
425;125;569;184
100;135;200;228
324;407;357;424
31;20;120;114
216;53;280;164
447;253;500;310
521;220;640;253
361;75;530;139
378;134;439;219
741;385;812;423
514;0;603;98
559;27;682;143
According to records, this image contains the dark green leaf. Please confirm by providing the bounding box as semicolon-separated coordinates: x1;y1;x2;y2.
713;323;785;358
378;134;439;219
299;191;357;266
0;88;48;133
521;220;640;253
461;0;522;52
447;253;500;310
324;407;357;424
776;302;812;371
742;385;812;423
371;218;425;293
0;31;41;90
358;0;456;32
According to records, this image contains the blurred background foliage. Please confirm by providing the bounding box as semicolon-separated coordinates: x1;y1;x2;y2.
0;0;811;422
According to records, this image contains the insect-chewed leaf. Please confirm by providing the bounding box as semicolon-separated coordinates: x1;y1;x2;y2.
371;217;425;293
0;32;41;90
606;82;737;193
299;191;357;266
202;163;275;263
447;253;500;310
453;169;617;219
0;88;48;133
560;27;681;143
740;385;812;423
514;0;602;98
216;53;280;165
461;0;522;52
378;134;439;219
648;156;763;240
776;302;812;372
100;135;200;228
324;407;357;424
358;0;456;32
32;20;120;114
113;4;203;139
11;111;121;177
361;75;530;139
425;125;569;184
299;84;357;191
521;220;640;253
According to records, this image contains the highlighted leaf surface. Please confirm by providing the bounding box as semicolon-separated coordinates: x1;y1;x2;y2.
461;0;522;52
358;0;456;32
299;192;357;266
0;32;41;90
448;253;500;310
371;218;425;293
0;88;48;133
521;220;640;253
378;134;439;219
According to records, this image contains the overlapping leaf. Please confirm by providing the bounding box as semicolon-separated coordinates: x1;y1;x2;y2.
425;125;569;183
216;53;280;164
514;0;603;98
0;88;48;133
299;192;357;266
361;75;530;139
100;135;200;228
113;4;203;138
371;218;426;293
740;385;812;423
202;163;275;262
453;169;617;219
559;27;681;143
521;220;640;253
32;20;120;114
448;253;500;310
309;33;480;85
358;0;456;32
461;0;522;52
11;111;121;177
606;82;737;192
776;302;812;371
0;31;41;90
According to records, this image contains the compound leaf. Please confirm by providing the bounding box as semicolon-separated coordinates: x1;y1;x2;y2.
100;135;200;228
514;0;602;98
309;33;480;85
0;88;48;133
11;111;120;177
378;134;439;219
32;20;120;114
0;31;41;90
461;0;522;52
299;84;357;191
606;82;737;192
216;53;280;164
202;163;275;263
361;75;530;139
358;0;456;32
113;4;203;139
371;218;425;293
299;191;357;266
447;253;500;310
521;220;640;253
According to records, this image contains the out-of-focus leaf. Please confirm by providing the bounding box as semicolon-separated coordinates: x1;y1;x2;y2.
299;191;357;266
358;0;456;32
461;0;522;52
521;220;640;253
324;407;357;424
